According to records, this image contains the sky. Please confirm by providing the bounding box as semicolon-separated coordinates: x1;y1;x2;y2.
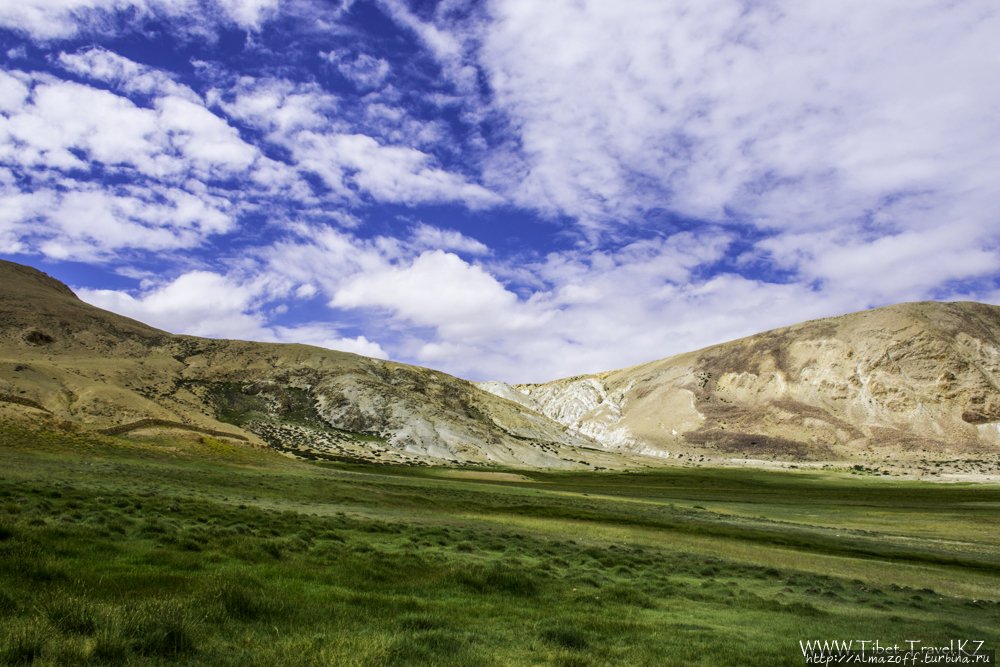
1;0;998;383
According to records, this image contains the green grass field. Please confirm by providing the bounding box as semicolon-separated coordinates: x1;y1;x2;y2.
1;419;998;666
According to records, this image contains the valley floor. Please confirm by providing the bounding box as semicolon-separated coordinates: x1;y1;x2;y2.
632;452;1000;484
1;416;999;666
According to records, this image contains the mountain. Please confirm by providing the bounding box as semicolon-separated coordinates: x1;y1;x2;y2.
480;302;1000;461
4;258;999;468
0;259;616;469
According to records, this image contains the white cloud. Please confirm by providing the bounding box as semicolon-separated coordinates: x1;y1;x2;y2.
476;0;1000;226
759;221;1000;303
270;323;388;359
0;62;310;260
409;222;489;255
211;78;339;136
319;335;388;359
215;76;503;208
331;249;546;339
291;132;502;207
78;268;390;359
0;66;260;180
295;283;317;299
215;0;278;29
40;186;234;260
322;51;390;90
58;47;201;103
292;0;998;382
448;0;1000;296
7;0;1000;388
264;225;867;382
71;210;997;384
0;0;278;40
78;270;269;338
374;0;480;96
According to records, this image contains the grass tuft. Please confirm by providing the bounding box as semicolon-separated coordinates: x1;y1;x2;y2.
539;619;590;650
454;562;539;597
42;592;99;635
126;600;198;657
0;619;49;665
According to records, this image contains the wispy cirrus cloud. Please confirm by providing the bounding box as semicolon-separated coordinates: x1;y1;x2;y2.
0;0;281;39
474;1;1000;231
1;42;501;264
0;64;262;259
213;75;500;208
322;50;390;91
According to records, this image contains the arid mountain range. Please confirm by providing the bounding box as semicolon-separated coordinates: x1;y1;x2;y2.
2;259;999;472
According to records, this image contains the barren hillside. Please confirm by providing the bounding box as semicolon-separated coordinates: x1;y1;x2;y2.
481;302;1000;462
0;260;616;469
5;258;1000;470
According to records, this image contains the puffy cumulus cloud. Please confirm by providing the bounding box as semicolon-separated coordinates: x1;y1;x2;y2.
392;267;859;384
258;221;490;312
270;324;389;359
757;221;1000;304
0;71;257;179
294;132;502;207
295;283;317;299
214;0;278;29
317;335;388;358
25;186;233;261
78;269;388;358
78;270;272;339
0;0;279;40
254;226;826;381
380;256;854;383
211;78;339;137
0;180;236;262
261;224;405;296
331;249;548;339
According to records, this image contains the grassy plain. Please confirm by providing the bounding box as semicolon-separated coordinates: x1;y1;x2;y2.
1;419;998;666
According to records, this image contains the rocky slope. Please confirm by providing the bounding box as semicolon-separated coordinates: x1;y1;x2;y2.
0;260;614;468
479;302;1000;461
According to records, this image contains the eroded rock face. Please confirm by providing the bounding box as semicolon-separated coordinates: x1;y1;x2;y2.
478;377;640;451
506;302;1000;459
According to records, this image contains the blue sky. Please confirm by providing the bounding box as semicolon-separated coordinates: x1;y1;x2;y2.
1;0;998;383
